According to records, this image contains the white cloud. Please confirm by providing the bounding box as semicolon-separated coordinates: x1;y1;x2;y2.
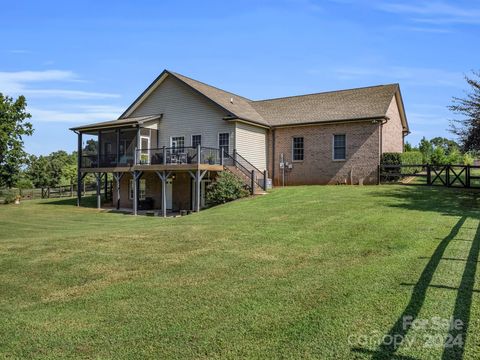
377;1;480;25
29;105;124;123
0;69;119;99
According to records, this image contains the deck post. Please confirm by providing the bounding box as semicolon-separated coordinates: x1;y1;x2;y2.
163;146;166;165
155;171;170;218
196;168;201;212
263;170;268;190
97;130;102;167
197;144;201;164
113;172;124;210
220;148;224;166
104;173;108;199
76;132;82;206
116;129;120;164
95;173;101;209
133;171;138;216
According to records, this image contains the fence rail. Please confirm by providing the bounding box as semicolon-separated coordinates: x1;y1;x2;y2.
379;164;480;188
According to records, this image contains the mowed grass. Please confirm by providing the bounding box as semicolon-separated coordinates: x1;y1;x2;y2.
1;185;480;359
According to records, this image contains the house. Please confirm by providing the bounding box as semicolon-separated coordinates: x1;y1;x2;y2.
70;69;409;216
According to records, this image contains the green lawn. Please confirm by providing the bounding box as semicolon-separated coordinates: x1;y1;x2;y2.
1;185;480;359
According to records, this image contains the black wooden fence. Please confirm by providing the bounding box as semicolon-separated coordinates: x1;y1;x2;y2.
379;164;480;188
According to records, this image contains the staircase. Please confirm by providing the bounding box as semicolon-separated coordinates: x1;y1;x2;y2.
222;150;268;195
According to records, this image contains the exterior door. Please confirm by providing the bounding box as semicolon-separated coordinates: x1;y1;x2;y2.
166;179;173;210
140;136;150;164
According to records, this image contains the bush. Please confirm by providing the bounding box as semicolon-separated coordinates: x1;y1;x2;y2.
447;148;462;165
400;151;423;174
15;178;34;189
463;152;475;166
2;188;19;204
206;172;249;206
380;152;402;182
430;147;448;165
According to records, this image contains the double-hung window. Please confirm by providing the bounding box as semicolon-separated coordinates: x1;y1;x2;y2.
192;134;202;148
292;137;304;161
333;134;346;160
218;133;229;155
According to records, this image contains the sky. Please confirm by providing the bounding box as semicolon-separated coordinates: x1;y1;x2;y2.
1;0;479;155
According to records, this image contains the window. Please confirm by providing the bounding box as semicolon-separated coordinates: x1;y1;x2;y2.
218;133;229;155
292;137;304;161
171;136;185;153
192;134;202;148
129;179;146;200
333;134;346;160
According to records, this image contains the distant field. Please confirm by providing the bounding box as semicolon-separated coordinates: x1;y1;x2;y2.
0;185;479;359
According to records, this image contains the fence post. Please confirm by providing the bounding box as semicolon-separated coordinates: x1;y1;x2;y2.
446;165;450;187
250;170;255;195
466;165;471;188
427;164;431;185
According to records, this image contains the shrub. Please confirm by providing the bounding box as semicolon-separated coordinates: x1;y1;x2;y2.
206;172;249;206
463;152;475;166
2;188;19;204
400;151;423;174
430;147;448;165
15;178;34;189
446;148;462;165
380;152;402;182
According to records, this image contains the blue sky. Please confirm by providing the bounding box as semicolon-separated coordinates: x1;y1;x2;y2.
1;0;478;155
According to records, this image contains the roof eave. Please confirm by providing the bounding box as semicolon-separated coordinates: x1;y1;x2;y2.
270;116;388;128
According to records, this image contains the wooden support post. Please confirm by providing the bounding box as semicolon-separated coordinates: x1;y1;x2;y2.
197;144;201;165
76;132;82;206
116;129;120;164
426;164;431;185
221;148;224;166
446;165;450;187
104;173;108;199
132;171;142;216
466;165;471;188
196;169;201;212
97;130;102;168
155;170;171;218
113;172;124;210
163;146;166;165
95;173;101;209
250;170;255;195
263;170;268;190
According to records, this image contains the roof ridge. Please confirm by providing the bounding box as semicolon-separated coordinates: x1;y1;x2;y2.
168;70;253;102
253;83;399;103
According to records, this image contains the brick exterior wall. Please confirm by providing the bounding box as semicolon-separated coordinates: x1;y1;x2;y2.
382;96;404;153
269;121;381;185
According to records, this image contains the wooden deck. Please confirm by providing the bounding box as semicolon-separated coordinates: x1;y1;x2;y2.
80;163;224;173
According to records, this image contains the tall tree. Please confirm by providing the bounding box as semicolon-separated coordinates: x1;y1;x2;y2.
0;94;33;188
449;70;480;152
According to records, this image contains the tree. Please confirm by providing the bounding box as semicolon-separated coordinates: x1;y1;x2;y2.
430;137;459;155
404;141;413;152
0;94;33;188
418;137;433;163
449;70;480;152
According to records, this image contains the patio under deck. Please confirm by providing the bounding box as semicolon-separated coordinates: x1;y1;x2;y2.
80;163;224;173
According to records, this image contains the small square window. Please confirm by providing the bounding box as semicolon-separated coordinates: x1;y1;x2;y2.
292;137;304;161
333;134;346;160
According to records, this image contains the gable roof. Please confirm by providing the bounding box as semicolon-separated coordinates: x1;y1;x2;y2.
77;69;408;132
70;114;161;132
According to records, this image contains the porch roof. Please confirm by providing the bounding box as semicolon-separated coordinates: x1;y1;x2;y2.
69;114;162;132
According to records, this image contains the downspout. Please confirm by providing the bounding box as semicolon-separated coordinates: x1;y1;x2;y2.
271;128;276;186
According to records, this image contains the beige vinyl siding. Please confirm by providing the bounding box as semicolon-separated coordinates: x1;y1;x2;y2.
235;122;267;171
130;75;234;152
